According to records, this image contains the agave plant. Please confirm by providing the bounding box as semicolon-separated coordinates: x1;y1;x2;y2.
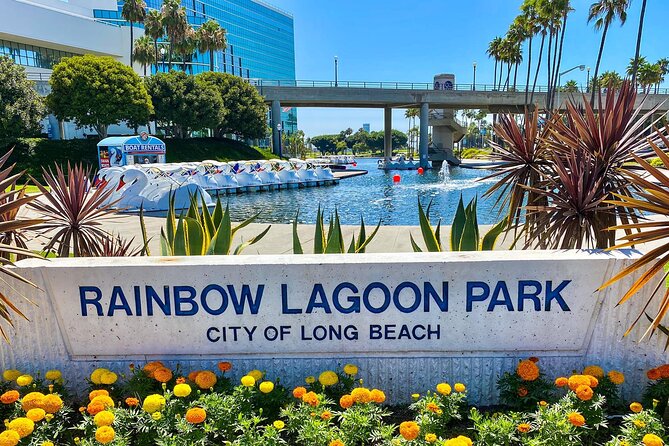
0;149;44;341
29;164;117;257
410;196;506;252
292;207;380;254
159;194;270;256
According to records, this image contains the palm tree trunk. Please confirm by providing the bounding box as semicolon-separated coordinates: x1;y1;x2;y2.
143;64;147;76
505;64;512;88
632;0;648;86
551;11;569;110
210;49;214;71
498;63;504;90
530;33;546;105
130;21;135;66
590;21;610;107
493;60;498;90
154;40;159;73
546;31;553;111
513;63;519;90
525;36;533;105
168;42;173;71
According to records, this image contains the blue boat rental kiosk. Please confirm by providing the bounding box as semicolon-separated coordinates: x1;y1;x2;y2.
96;133;166;169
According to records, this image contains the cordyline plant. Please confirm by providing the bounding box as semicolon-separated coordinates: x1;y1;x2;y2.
0;149;44;341
29;163;118;257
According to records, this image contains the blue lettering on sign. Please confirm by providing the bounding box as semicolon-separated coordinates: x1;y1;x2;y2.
466;280;572;312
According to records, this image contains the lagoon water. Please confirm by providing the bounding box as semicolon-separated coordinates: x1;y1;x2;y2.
224;158;503;226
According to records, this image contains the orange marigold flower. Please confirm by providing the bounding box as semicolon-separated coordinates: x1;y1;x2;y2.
329;440;345;446
194;371;217;389
567;412;585;427
176;377;186;384
630;402;643;413
426;402;440;413
370;389;386;404
643;433;664;446
0;390;20;404
188;370;202;382
87;401;105;415
567;375;591;392
647;368;662;381
21;392;45;411
293;387;307;399
516;360;540;381
321;410;332;420
582;365;605;379
575;385;593;401
41;394;64;414
399;421;420;441
587;375;599;388
302;391;319;407
351;387;372;404
218;361;232;372
89;389;109;402
517;423;531;433
555;377;569;388
517;387;528;397
153;367;173;383
608;370;625;385
125;397;139;407
143;361;165;378
340;394;353;409
185;407;207;424
657;364;669;379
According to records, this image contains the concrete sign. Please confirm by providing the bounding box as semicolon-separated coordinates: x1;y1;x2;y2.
29;252;611;359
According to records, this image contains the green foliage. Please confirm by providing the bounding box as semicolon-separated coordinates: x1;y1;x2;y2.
337;402;393;446
497;365;554;410
0;56;45;138
310;129;408;155
292;207;380;254
47;55;153;138
469;408;526;446
198;72;267;139
460;148;492;159
605;410;665;446
649;157;664;168
158;194;270;256
410;387;468;438
145;71;224;138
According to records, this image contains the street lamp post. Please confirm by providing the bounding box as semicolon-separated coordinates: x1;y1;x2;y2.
586;67;591;93
277;122;283;157
334;56;338;87
557;64;586;109
159;47;166;73
473;62;477;91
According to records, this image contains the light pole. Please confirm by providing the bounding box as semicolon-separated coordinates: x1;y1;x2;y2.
277;122;283;157
334;56;338;87
557;64;585;108
473;62;477;91
159;47;166;73
586;67;591;92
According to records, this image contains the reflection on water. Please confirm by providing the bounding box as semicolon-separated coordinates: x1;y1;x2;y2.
220;158;503;226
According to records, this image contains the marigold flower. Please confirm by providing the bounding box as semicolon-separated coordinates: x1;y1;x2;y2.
0;430;20;446
539;400;548;407
634;419;647;428
217;361;232;373
444;436;473;446
318;371;339;386
567;375;591;392
567;412;585;427
454;383;466;393
412;393;420;399
630;402;643;413
152;367;172;384
247;369;264;381
87;401;104;416
185;407;207;424
647;368;662;381
516;360;540;381
302;391;319;407
657;364;669;379
26;408;46;422
41;441;54;446
188;370;202;382
425;433;438;443
0;390;19;405
555;377;569;387
44;370;61;381
436;383;451;395
8;417;35;438
142;361;165;378
241;375;256;387
329;440;344;446
89;390;109;401
95;426;115;444
21;392;45;411
587;375;599;388
142;394;166;414
582;365;604;379
643;433;664;446
351;387;372;403
370;389;386;404
321;410;332;420
340;394;353;409
576;385;594;401
259;381;274;393
426;402;440;413
152;412;162;421
343;364;358;376
176;377;186;384
305;376;316;384
90;368;110;385
125;397;139;407
399;421;420;441
16;375;33;387
2;370;21;382
273;420;284;430
44;414;53;422
89;395;113;410
194;371;217;389
293;387;307;399
174;383;192;397
100;372;118;385
608;370;625;385
94;410;115;427
517;423;531;433
517;387;528;397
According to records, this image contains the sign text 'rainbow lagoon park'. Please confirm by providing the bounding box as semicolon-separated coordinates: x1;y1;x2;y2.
30;252;611;358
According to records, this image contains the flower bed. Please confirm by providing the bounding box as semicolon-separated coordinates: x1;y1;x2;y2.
0;359;668;445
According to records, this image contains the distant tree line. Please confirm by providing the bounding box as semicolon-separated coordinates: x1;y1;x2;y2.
308;128;408;156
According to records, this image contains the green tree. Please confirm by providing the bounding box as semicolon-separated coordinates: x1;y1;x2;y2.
133;35;156;76
487;37;503;89
121;0;146;66
173;25;196;73
145;71;223;138
144;9;164;73
310;134;338;154
588;0;630;105
596;70;623;89
196;19;227;72
560;79;579;92
197;72;267;139
283;130;307;158
161;0;188;71
0;57;45;137
47;55;152;138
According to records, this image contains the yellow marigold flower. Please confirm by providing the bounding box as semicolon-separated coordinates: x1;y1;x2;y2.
555;377;569;387
302;391;319;407
0;390;19;405
567;412;585;427
643;433;664;446
411;393;420;399
318;371;339;387
399;421;419;441
293;387;307;399
340;394;353;409
630;402;643;413
343;364;358;376
329;440;344;446
539;400;548;407
41;442;54;446
426;402;440;413
259;381;274;393
608;370;625;385
44;370;61;381
16;375;33;387
8;417;35;438
89;390;109;402
575;385;593;402
305;376;316;384
194;371;217;389
41;394;63;414
247;369;264;381
582;365;604;379
634;419;647;428
444;436;473;446
90;368;110;385
370;389;386;404
517;423;531;433
151;412;162;421
425;433;438;443
351;387;371;404
44;414;53;422
517;360;540;381
142;394;166;414
94;411;114;427
100;372;118;385
320;410;332;420
567;375;591;392
241;375;256;387
454;383;466;393
436;383;452;395
174;383;192;397
2;370;21;382
26;408;46;422
125;397;139;407
273;420;284;430
185;407;207;424
21;392;45;411
0;430;20;446
95;426;115;444
217;361;232;373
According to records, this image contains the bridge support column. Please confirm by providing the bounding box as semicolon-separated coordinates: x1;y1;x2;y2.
384;107;392;161
271;100;282;157
419;102;429;169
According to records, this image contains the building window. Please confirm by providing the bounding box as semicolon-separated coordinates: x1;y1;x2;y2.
0;39;80;69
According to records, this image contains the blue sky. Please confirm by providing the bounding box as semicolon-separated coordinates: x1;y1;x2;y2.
267;0;668;137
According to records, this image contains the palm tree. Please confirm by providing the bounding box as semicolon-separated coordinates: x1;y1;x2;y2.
487;37;503;90
133;35;155;76
656;58;669;93
597;70;623;90
626;56;648;84
588;0;630;105
404;108;419;153
173;25;196;72
638;62;662;93
548;0;572;110
196;19;227;72
121;0;147;66
144;9;164;73
161;0;188;71
631;0;648;86
529;2;551;105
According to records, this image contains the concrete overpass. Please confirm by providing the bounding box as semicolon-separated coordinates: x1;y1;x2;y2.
255;80;669;168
